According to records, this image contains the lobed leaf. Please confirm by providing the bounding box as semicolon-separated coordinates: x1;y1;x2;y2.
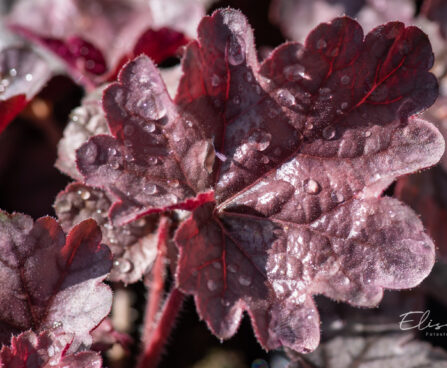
77;9;443;353
0;211;112;351
54;182;160;284
0;330;102;368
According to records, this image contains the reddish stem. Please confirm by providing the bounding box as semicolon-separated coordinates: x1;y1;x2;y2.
137;287;185;368
142;216;170;343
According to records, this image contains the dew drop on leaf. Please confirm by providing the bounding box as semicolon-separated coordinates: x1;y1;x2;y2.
221;298;230;307
233;95;241;105
238;274;252;286
316;39;327;49
52;321;63;329
340;74;350;85
136;94;166;120
322;126;336;140
207;280;217;291
248;130;272;151
9;68;17;77
303;178;321;194
114;258;133;273
283;64;306;81
228;264;238;273
276;89;296;107
143;184;158;195
167;179;180;188
331;191;344;203
25;73;33;82
364;130;372;138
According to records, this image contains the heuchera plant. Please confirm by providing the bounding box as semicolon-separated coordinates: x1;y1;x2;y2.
1;2;447;367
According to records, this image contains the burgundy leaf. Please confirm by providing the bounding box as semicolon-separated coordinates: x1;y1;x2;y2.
0;211;112;350
0;46;51;134
422;0;447;38
54;182;160;284
0;330;102;368
77;9;442;352
7;0;204;88
172;10;441;353
287;332;447;367
76;56;215;225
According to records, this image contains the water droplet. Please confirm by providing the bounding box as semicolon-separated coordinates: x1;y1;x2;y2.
221;298;230;307
316;39;327;49
124;124;134;136
228;264;238;273
244;71;253;82
114;258;133;273
110;159;120;170
261;156;269;164
322;126;336;140
143;122;156;133
238;274;251;286
228;35;245;65
143;184;158;195
298;294;306;303
233;95;241;105
9;68;17;77
364;130;371;138
84;142;98;163
248;130;272;151
108;147;117;156
80;190;91;200
276;88;296;107
25;73;33;82
255;85;262;95
186;120;193;128
136;94;166;120
340;102;348;110
342;276;350;285
207;280;218;291
283;64;306;81
213;262;222;269
52;321;63;329
125;153;134;162
331;191;344;203
148;156;159;165
340;74;350;85
303;178;321;194
2;78;10;87
168;179;179;188
211;74;221;87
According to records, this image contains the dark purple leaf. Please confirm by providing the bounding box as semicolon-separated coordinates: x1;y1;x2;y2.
54;182;160;284
0;212;112;350
0;46;51;133
0;330;102;368
78;9;442;353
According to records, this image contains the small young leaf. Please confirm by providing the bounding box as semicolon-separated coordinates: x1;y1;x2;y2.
0;212;112;351
54;182;160;284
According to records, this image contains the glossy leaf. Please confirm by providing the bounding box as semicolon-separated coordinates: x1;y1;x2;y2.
78;9;442;353
0;211;112;350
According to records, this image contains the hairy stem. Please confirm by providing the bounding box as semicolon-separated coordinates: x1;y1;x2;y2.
137;287;185;368
142;216;171;343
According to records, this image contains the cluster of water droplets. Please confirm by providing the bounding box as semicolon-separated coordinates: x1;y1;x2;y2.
0;67;33;95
